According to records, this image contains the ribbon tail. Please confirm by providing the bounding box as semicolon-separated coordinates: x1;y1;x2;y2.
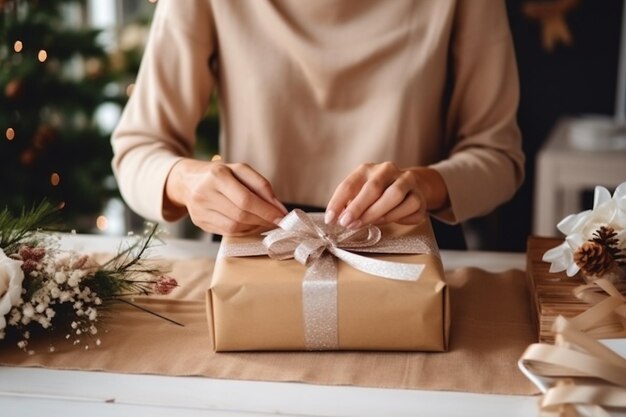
330;247;424;281
302;254;339;350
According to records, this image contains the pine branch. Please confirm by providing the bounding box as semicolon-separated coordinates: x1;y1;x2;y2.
114;298;184;327
102;224;160;270
88;224;165;299
0;200;60;253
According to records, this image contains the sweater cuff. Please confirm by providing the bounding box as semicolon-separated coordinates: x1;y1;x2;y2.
428;158;472;225
117;152;185;223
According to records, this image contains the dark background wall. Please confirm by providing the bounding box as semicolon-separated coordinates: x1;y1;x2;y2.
471;0;623;251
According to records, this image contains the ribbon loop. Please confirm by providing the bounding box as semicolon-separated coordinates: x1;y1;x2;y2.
519;277;626;417
294;238;326;266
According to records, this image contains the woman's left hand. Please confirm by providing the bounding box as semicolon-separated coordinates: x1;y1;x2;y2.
325;162;447;228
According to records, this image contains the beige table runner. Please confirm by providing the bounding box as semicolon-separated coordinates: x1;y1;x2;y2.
0;257;537;395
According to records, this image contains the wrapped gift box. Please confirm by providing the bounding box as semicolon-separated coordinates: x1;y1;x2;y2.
526;236;593;343
206;212;449;352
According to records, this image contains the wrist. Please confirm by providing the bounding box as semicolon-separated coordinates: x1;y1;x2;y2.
164;158;195;217
407;167;449;212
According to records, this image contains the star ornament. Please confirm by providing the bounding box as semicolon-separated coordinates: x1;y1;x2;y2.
523;0;579;53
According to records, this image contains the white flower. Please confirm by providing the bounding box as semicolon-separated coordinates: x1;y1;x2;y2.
54;271;67;284
22;303;35;318
67;270;84;287
50;287;61;299
86;307;97;321
0;248;25;333
543;182;626;276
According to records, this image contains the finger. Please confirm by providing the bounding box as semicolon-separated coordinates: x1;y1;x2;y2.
386;193;427;225
357;173;414;225
333;163;401;228
338;179;390;228
325;165;370;224
195;209;261;236
229;163;288;214
185;174;275;228
395;211;427;225
213;165;286;225
207;192;276;228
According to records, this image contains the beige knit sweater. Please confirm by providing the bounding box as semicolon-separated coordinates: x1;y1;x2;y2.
111;0;524;224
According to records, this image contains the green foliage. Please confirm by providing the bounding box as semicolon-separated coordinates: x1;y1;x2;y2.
0;200;59;253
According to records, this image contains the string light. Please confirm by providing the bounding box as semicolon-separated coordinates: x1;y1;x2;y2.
38;49;48;62
96;216;108;231
58;201;66;209
125;83;135;96
211;154;222;161
14;41;23;53
50;172;60;186
5;128;15;141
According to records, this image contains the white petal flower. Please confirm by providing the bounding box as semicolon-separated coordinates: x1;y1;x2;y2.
50;287;61;299
543;182;626;276
0;248;25;332
87;307;97;321
54;271;67;284
22;303;35;318
67;276;80;288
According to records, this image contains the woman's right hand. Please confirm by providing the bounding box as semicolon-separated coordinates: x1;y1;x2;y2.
164;159;288;236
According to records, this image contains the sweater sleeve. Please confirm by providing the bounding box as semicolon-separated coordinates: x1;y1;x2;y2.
111;0;215;222
429;0;525;224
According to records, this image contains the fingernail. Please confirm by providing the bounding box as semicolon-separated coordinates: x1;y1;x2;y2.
339;212;353;228
324;210;336;224
273;218;283;226
273;198;289;214
347;220;362;230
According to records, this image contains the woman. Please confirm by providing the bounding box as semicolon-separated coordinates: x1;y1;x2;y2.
111;0;524;249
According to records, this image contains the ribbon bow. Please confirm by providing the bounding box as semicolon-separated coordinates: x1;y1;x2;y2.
519;278;626;417
218;209;437;349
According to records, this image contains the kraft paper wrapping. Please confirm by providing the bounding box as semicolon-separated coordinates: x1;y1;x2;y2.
208;220;449;352
0;258;537;395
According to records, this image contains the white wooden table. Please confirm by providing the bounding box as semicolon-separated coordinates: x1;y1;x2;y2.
0;234;545;417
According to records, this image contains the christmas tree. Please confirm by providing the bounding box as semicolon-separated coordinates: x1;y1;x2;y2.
1;0;219;233
0;0;126;228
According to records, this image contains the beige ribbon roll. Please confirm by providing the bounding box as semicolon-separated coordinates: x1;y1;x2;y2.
519;278;626;417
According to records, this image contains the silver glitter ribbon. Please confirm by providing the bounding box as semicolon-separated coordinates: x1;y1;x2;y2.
218;209;438;350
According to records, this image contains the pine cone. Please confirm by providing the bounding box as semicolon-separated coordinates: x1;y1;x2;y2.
591;226;626;265
574;241;616;276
